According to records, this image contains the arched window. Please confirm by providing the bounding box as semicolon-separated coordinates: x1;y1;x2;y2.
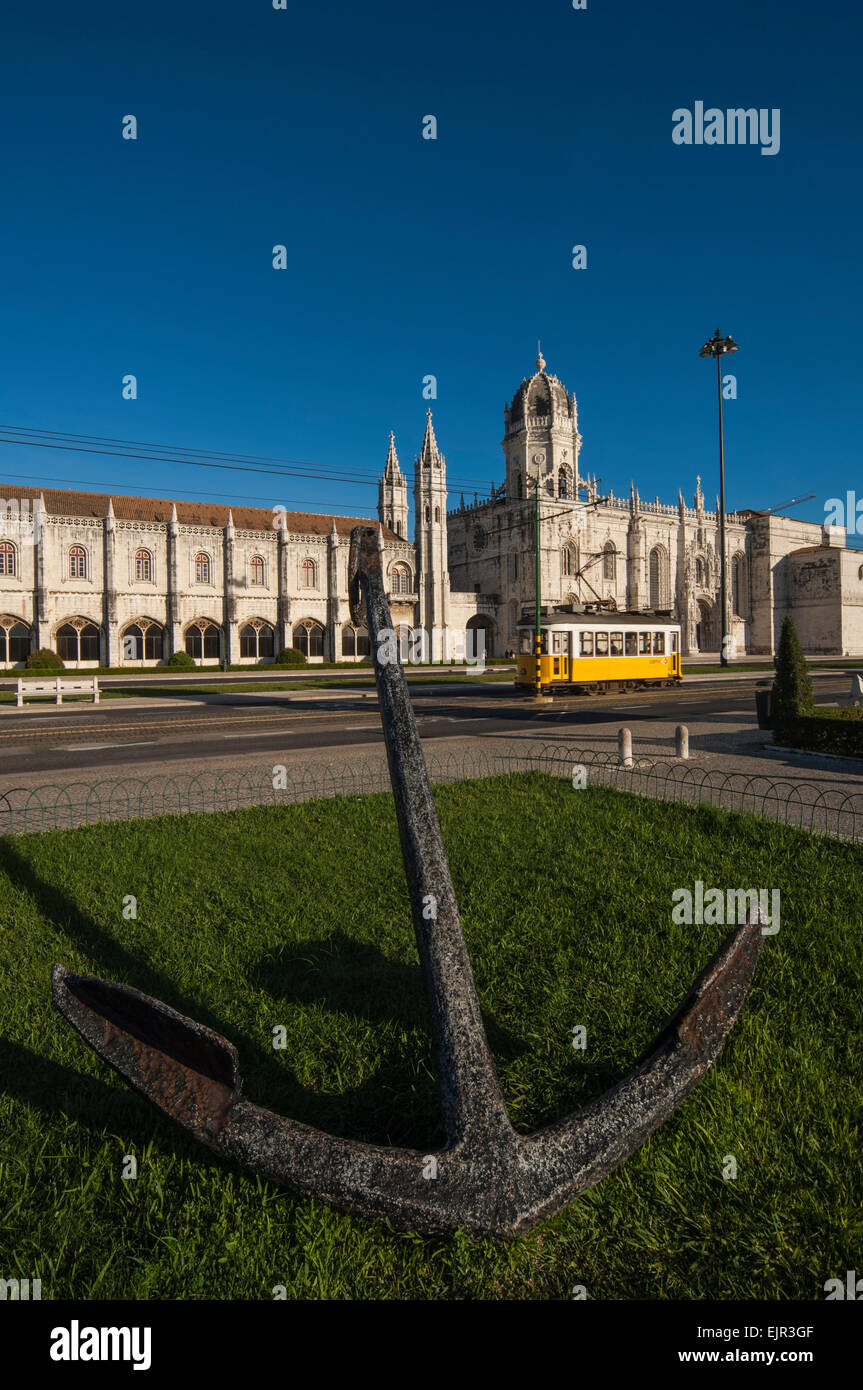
424;505;431;523
57;621;100;663
301;557;317;588
293;621;324;658
559;467;569;499
250;556;265;586
0;542;16;576
122;621;164;661
732;553;746;617
511;552;519;581
341;625;370;657
69;546;87;580
391;563;412;595
602;543;616;581
649;545;669;609
695;558;705;587
562;544;577;578
0;618;30;663
135;549;153;582
434;506;440;523
395;521;402;536
195;553;211;585
240;621;275;659
185;621;221;660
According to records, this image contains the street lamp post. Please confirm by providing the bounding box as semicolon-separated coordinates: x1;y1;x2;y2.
699;329;738;665
532;475;542;694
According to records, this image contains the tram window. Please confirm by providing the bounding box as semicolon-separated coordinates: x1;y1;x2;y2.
639;632;651;654
610;631;623;656
653;632;665;654
519;630;532;655
580;631;594;657
553;658;560;675
552;632;564;654
671;631;679;653
540;631;549;654
625;633;638;656
595;632;609;657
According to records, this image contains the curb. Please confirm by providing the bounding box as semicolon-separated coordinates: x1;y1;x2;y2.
762;743;863;770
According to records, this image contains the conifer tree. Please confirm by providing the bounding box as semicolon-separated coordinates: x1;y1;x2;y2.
772;615;813;726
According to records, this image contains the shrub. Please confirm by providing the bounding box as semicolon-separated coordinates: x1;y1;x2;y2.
772;615;814;735
274;647;307;667
775;707;863;758
163;650;196;670
25;648;64;671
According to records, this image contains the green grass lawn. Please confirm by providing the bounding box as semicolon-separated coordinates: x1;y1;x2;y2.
1;775;860;1300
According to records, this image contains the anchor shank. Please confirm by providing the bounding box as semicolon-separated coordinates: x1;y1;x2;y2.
350;526;512;1145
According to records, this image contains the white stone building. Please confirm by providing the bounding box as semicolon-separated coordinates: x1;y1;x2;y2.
0;488;416;668
443;353;861;658
0;352;859;668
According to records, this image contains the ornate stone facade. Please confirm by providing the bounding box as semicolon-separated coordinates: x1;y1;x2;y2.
0;490;415;667
1;354;860;667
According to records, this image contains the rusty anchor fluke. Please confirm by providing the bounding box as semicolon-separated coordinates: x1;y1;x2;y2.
52;524;763;1239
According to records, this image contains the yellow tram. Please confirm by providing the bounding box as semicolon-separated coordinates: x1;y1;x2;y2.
515;608;682;693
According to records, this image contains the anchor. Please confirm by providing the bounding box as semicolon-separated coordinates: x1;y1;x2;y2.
52;525;763;1239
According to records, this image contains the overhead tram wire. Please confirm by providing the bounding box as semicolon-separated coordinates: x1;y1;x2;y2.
0;423;495;493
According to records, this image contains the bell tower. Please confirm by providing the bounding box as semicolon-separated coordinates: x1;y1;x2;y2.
503;347;582;505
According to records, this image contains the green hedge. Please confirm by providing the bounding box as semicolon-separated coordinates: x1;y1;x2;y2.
775;706;863;757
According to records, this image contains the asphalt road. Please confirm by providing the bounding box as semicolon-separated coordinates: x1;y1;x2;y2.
0;674;847;777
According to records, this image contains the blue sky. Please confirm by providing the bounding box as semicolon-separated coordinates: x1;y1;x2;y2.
1;0;860;540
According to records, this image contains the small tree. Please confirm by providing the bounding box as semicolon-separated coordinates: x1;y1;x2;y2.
163;650;196;670
772;615;813;728
25;648;64;670
274;647;307;667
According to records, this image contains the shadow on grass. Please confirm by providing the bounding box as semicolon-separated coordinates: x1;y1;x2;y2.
0;843;522;1151
250;933;526;1060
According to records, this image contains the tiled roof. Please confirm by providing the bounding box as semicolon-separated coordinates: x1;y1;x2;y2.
0;485;399;540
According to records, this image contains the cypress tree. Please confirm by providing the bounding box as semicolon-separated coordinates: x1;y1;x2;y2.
772;615;813;727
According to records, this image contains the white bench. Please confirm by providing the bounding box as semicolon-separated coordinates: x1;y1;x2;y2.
17;676;100;707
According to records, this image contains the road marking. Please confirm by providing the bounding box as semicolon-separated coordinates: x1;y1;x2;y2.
225;729;297;739
52;740;159;751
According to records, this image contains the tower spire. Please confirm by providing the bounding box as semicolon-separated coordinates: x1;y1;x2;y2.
384;430;402;480
418;408;443;469
536;340;546;372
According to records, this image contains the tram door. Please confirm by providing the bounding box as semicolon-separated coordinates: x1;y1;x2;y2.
551;630;570;680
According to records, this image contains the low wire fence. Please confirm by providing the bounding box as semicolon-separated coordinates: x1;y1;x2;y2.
1;742;862;842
